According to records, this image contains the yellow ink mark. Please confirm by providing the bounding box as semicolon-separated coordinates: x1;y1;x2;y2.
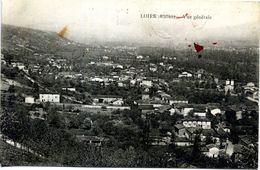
57;26;69;38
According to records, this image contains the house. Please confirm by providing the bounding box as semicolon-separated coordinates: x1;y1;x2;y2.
90;77;104;82
130;79;136;86
181;118;211;129
178;72;192;78
138;104;155;114
238;135;257;148
1;54;6;65
170;96;188;105
196;69;206;79
200;129;220;143
117;82;125;87
252;91;258;100
179;163;197;168
57;72;83;79
210;108;222;116
114;64;123;69
168;108;176;115
157;91;172;104
140;80;153;87
172;78;181;83
180;108;194;117
150;67;157;72
11;62;25;70
166;65;173;71
144;87;150;93
111;99;124;106
39;94;60;103
232;144;255;164
25;96;35;104
136;55;143;59
62;87;76;92
193;108;206;117
174;137;193;146
216;122;231;134
174;124;188;138
142;93;150;100
224;79;234;95
92;95;123;105
76;135;108;146
102;56;109;60
185;127;202;140
150;136;171;146
243;82;258;93
201;144;220;158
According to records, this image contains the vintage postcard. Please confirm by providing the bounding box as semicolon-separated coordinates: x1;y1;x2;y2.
0;0;259;168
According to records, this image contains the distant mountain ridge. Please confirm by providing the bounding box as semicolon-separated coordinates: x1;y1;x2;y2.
1;24;86;55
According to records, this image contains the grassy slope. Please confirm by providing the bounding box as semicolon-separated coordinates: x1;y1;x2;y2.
0;139;59;166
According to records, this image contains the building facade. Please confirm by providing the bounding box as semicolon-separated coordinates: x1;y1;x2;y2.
39;94;60;103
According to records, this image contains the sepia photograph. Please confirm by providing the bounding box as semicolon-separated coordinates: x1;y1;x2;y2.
0;0;259;168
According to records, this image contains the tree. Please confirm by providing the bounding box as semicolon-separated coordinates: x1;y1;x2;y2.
225;109;236;124
8;85;16;93
81;117;93;130
205;136;214;144
32;82;39;94
192;134;201;159
0;108;30;143
47;108;65;129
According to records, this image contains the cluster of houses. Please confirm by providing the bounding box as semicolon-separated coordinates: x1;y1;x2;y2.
134;98;257;161
1;50;258;163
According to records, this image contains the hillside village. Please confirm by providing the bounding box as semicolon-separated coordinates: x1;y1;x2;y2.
0;24;258;168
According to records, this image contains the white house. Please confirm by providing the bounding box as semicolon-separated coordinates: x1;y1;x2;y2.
150;67;157;72
178;72;192;78
202;145;220;158
210;108;222;116
90;77;104;82
182;118;211;129
25;96;35;104
62;87;76;92
194;112;206;117
39;94;60;103
11;62;25;70
112;99;124;106
136;55;143;59
181;108;194;117
93;95;123;105
102;56;109;60
140;80;153;87
224;79;234;95
170;100;188;105
142;93;150;100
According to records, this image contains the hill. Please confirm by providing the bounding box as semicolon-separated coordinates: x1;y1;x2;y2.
1;24;86;57
0;139;59;166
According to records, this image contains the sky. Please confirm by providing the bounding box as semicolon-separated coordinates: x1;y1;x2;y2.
2;0;260;46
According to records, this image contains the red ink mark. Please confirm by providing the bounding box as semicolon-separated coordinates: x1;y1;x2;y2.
194;43;204;52
175;13;190;19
